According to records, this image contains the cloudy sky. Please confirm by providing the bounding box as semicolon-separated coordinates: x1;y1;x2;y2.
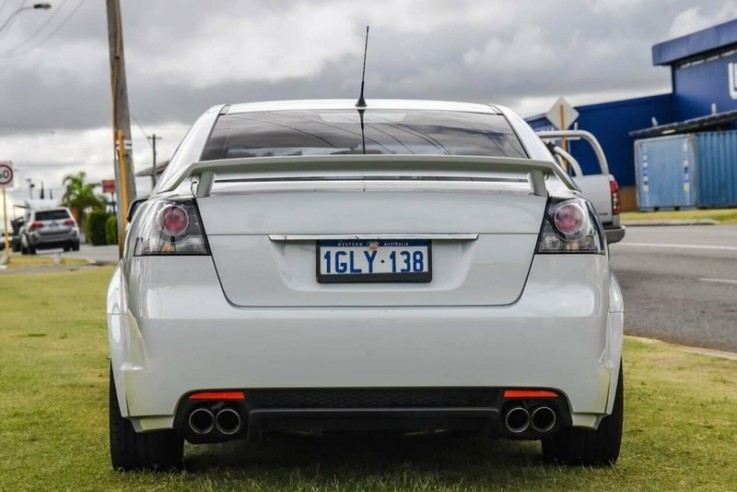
1;0;736;213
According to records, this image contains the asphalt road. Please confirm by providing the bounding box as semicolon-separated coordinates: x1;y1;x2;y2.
33;244;120;264
610;225;737;353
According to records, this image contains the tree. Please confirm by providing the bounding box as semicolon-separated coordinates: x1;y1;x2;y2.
61;171;105;226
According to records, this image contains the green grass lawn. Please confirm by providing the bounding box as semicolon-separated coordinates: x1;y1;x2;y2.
1;268;736;490
2;255;89;269
621;208;737;224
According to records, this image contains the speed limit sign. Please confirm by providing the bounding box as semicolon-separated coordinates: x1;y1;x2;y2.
0;162;13;188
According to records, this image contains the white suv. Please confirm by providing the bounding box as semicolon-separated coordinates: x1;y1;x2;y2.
20;207;80;254
107;100;623;470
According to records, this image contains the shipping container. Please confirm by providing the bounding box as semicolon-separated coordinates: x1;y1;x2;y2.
634;134;696;210
634;131;737;210
696;131;737;208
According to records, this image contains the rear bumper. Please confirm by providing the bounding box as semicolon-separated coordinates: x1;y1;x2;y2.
28;231;78;247
107;254;623;433
173;388;573;442
604;225;625;244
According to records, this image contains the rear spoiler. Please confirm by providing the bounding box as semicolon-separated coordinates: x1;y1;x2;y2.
536;130;610;175
159;154;576;198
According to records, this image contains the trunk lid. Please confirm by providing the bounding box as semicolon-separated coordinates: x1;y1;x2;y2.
197;179;546;307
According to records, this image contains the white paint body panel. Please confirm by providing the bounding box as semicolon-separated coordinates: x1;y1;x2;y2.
197;186;546;307
108;100;623;432
108;254;622;430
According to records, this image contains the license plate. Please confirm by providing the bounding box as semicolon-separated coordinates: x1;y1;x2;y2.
317;240;432;283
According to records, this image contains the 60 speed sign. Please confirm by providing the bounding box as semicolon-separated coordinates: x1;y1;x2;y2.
0;162;13;188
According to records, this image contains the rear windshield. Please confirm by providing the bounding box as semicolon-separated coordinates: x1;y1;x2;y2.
35;209;70;221
201;110;527;160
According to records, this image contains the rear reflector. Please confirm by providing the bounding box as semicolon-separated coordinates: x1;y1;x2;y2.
504;390;558;399
610;177;621;215
188;391;245;401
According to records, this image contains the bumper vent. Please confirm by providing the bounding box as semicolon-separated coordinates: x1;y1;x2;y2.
247;388;500;409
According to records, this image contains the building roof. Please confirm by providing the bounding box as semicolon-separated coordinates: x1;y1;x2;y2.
652;18;737;66
136;159;169;177
629;108;737;138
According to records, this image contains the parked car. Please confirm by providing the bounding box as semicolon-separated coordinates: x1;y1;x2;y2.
537;130;625;244
10;217;24;252
19;206;80;254
107;100;624;470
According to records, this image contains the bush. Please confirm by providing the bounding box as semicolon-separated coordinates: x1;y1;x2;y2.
105;215;118;246
86;210;111;246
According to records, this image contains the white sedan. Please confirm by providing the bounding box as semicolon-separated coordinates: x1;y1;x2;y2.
107;99;623;470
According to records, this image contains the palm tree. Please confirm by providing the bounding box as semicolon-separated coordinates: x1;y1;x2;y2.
61;171;105;226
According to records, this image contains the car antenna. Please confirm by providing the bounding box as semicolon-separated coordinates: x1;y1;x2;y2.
355;25;370;109
355;26;370;154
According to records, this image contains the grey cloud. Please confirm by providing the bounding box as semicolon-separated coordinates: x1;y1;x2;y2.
0;0;735;204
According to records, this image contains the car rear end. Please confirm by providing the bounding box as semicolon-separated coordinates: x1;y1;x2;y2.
25;208;80;252
107;101;623;469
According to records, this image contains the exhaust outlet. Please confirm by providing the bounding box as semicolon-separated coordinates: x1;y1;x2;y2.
215;408;242;435
531;406;557;433
188;408;215;434
504;406;530;433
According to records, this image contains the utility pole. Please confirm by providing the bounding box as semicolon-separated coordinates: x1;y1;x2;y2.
106;0;137;258
147;134;162;187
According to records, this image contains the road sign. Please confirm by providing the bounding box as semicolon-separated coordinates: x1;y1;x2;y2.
545;97;579;131
0;162;13;188
1;161;12;256
102;179;116;194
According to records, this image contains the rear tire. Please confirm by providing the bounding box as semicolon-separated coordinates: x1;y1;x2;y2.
109;366;183;471
72;241;80;252
542;363;623;466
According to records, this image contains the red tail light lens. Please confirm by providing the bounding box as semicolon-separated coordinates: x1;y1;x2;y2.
63;218;75;226
29;221;44;230
553;203;585;237
609;177;621;215
536;198;604;254
159;205;189;237
132;199;209;256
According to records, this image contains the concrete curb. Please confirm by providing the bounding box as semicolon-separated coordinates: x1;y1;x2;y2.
623;219;719;227
626;335;737;361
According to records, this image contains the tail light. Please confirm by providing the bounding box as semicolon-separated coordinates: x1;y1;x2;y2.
29;221;44;230
133;199;209;256
610;177;621;216
63;218;76;226
536;198;604;254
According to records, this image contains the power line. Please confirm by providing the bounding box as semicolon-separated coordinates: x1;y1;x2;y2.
0;0;15;22
131;114;152;148
0;0;86;58
1;0;68;55
0;0;24;43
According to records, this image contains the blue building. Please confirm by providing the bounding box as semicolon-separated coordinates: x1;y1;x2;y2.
526;18;737;211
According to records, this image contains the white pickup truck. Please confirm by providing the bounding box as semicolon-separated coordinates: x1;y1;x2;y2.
537;130;625;244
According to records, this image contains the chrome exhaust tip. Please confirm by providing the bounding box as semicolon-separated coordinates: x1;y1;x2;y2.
215;408;242;435
504;406;530;433
531;406;557;433
188;408;215;435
